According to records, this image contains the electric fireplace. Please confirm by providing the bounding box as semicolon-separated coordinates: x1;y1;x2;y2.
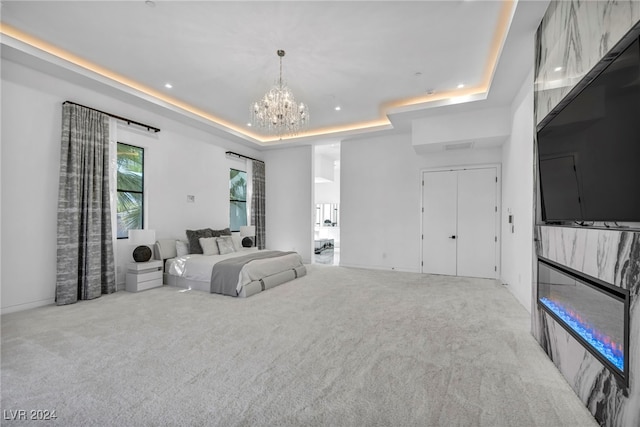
537;257;630;387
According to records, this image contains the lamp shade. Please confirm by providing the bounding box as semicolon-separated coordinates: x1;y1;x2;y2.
128;229;156;245
239;226;255;237
128;229;156;262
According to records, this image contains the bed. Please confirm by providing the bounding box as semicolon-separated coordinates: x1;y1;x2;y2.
154;236;306;297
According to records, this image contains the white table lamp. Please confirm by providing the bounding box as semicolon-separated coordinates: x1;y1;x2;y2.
128;229;156;262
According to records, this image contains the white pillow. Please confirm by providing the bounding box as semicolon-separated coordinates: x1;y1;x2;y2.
217;236;235;255
231;234;243;252
176;240;190;257
199;237;220;256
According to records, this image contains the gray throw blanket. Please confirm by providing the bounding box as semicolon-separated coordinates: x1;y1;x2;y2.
210;251;296;296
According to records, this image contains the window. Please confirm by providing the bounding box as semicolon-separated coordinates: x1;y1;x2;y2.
230;168;247;232
117;143;144;238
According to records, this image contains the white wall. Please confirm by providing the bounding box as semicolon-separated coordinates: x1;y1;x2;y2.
264;145;314;263
315;172;340;204
341;132;502;272
500;69;535;312
2;61;63;313
1;58;261;313
0;64;3;312
412;107;510;152
341;133;421;271
314;146;340;204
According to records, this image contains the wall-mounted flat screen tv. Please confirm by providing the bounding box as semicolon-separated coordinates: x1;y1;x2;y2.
537;36;640;224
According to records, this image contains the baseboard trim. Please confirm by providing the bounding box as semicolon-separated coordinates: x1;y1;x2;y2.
338;263;421;274
1;298;55;315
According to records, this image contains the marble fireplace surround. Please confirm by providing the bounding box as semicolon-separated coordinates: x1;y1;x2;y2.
533;226;639;425
533;2;640;426
537;254;630;387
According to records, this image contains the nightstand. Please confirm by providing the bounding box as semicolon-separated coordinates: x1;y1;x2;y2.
125;260;163;292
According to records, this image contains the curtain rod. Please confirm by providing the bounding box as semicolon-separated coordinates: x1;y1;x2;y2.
63;101;161;133
226;151;264;164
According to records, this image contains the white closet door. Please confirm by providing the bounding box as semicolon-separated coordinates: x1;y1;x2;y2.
422;167;497;279
422;170;458;276
456;168;497;278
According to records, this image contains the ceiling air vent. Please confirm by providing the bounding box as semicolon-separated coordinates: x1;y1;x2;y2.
444;141;474;151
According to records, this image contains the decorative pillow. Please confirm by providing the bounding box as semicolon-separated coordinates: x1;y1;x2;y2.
242;236;254;248
176;240;190;257
210;228;232;237
186;228;214;254
231;234;243;251
216;236;236;255
199;237;220;256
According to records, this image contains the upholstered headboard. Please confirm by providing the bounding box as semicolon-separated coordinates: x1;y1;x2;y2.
154;233;245;262
155;239;177;261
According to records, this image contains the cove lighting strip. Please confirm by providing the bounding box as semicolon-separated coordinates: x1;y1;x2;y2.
0;0;515;143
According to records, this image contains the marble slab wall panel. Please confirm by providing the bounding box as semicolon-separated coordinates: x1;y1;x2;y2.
534;0;640;124
538;226;621;284
535;226;640;426
533;2;640;426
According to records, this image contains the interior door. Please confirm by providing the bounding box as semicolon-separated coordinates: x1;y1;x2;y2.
422;167;497;279
456;168;497;278
422;170;458;275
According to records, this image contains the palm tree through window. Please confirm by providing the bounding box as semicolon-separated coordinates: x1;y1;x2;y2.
230;168;247;232
117;143;144;238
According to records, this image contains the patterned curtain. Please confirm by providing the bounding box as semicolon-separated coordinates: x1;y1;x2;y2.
251;160;266;249
56;104;115;305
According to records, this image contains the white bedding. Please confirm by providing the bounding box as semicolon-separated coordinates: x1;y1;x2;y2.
167;248;304;294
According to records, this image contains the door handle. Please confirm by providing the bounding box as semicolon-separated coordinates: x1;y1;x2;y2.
449;235;456;239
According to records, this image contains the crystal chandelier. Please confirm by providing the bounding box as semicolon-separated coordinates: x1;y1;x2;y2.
251;50;309;137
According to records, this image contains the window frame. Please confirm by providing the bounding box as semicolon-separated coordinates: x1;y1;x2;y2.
116;142;145;239
229;168;248;232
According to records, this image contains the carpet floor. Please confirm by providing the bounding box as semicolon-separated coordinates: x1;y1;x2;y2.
1;265;597;426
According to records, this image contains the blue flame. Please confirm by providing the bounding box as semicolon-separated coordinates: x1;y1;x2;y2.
540;297;624;371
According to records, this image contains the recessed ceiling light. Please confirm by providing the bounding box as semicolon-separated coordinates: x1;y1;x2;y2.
554;66;563;72
247;123;252;127
426;88;435;95
164;83;173;89
335;106;341;111
145;0;155;7
457;83;465;89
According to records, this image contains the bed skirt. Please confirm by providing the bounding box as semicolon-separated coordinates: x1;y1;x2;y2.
164;264;306;297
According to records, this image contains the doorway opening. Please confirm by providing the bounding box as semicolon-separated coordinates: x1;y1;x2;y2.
314;144;340;265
